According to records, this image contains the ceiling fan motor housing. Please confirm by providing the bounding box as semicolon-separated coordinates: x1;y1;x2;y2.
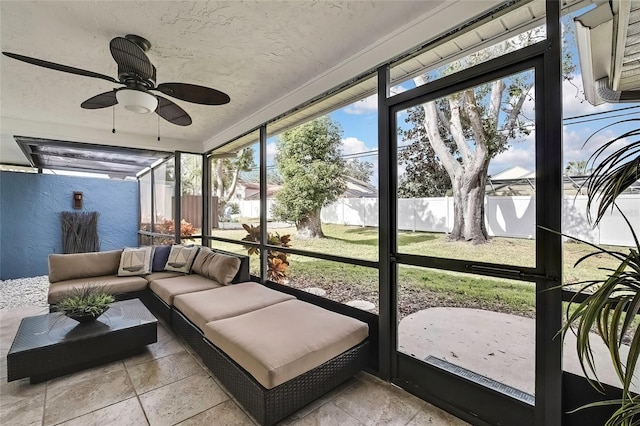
118;65;156;88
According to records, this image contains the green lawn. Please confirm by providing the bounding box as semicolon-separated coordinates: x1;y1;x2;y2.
210;223;625;318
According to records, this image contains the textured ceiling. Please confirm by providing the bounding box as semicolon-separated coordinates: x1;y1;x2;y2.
0;1;502;165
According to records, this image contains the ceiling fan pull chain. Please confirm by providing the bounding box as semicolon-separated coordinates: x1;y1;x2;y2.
157;114;160;141
112;106;116;134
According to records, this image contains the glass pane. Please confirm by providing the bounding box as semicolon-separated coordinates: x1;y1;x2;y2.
273;250;378;312
211;134;259;242
561;6;640;392
397;265;535;401
153;159;175;238
267;108;379;262
396;69;536;267
139;172;151;234
180;154;202;243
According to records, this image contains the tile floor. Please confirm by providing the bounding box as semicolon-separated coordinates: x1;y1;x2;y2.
1;306;469;426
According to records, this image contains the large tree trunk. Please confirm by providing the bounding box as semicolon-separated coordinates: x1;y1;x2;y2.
449;165;489;244
296;209;324;239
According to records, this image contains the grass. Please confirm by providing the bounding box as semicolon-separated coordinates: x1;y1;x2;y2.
211;223;640;341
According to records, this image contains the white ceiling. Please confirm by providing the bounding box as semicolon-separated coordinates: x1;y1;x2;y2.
0;0;503;166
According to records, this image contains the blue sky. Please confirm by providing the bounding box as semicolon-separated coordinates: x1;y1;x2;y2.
262;8;638;187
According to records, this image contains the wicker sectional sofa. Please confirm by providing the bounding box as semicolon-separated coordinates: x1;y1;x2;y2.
46;247;370;425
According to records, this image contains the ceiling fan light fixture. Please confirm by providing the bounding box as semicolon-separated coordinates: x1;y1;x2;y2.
116;89;158;114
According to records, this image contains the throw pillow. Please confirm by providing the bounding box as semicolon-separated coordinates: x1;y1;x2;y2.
164;245;200;273
208;252;241;285
152;245;172;272
191;248;240;285
191;247;214;276
117;246;154;276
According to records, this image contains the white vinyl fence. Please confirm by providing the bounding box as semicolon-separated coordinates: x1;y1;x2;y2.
235;195;639;247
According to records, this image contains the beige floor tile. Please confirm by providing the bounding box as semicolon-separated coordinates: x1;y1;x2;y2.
281;377;359;423
46;361;125;393
291;402;362;426
406;403;470;426
127;351;204;394
0;378;46;426
177;399;253;425
43;369;135;425
333;378;424;425
58;397;148;426
139;373;229;426
124;323;186;367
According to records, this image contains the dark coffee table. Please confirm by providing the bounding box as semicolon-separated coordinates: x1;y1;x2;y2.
7;298;157;383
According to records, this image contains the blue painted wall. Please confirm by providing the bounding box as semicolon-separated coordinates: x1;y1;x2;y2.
0;172;138;279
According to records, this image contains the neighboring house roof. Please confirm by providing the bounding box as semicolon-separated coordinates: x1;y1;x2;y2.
490;166;535;180
487;166;640;195
240;181;282;200
575;1;640;105
238;176;377;199
342;176;378;198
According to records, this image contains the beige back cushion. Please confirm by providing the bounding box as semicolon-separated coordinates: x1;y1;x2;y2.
192;247;240;285
48;250;123;283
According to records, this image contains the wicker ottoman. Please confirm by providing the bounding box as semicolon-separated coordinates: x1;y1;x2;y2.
201;299;369;425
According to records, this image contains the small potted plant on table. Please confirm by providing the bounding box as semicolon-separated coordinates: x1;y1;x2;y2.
57;286;115;323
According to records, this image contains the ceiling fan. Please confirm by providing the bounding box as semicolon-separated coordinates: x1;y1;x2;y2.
2;34;230;126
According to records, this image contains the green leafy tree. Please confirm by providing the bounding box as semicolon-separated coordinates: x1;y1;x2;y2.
181;154;202;195
345;159;374;183
398;106;452;197
272;116;346;238
212;147;255;219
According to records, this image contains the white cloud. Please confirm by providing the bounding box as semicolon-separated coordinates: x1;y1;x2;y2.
342;86;407;115
343;95;377;115
341;137;369;155
266;142;278;160
563;126;628;165
562;75;614;118
489;148;535;175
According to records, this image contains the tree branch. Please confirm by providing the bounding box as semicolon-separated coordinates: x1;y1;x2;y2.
463;89;489;174
504;82;533;134
422;100;460;177
448;96;471;161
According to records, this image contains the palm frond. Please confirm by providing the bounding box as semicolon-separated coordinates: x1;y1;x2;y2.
581;119;640;226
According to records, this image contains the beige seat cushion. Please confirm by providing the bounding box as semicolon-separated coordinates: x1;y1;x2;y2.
204;300;369;389
150;274;222;306
48;250;122;283
48;275;148;304
174;282;295;330
144;271;183;283
192;247;241;285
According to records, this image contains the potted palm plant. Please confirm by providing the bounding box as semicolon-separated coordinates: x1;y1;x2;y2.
561;118;640;425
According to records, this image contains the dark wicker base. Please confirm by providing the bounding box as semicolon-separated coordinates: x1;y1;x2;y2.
171;308;211;358
142;291;172;324
172;307;369;425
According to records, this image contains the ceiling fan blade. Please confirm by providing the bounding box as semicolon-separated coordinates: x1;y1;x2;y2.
2;52;117;83
110;37;154;81
154;82;230;105
156;95;192;126
81;91;118;109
